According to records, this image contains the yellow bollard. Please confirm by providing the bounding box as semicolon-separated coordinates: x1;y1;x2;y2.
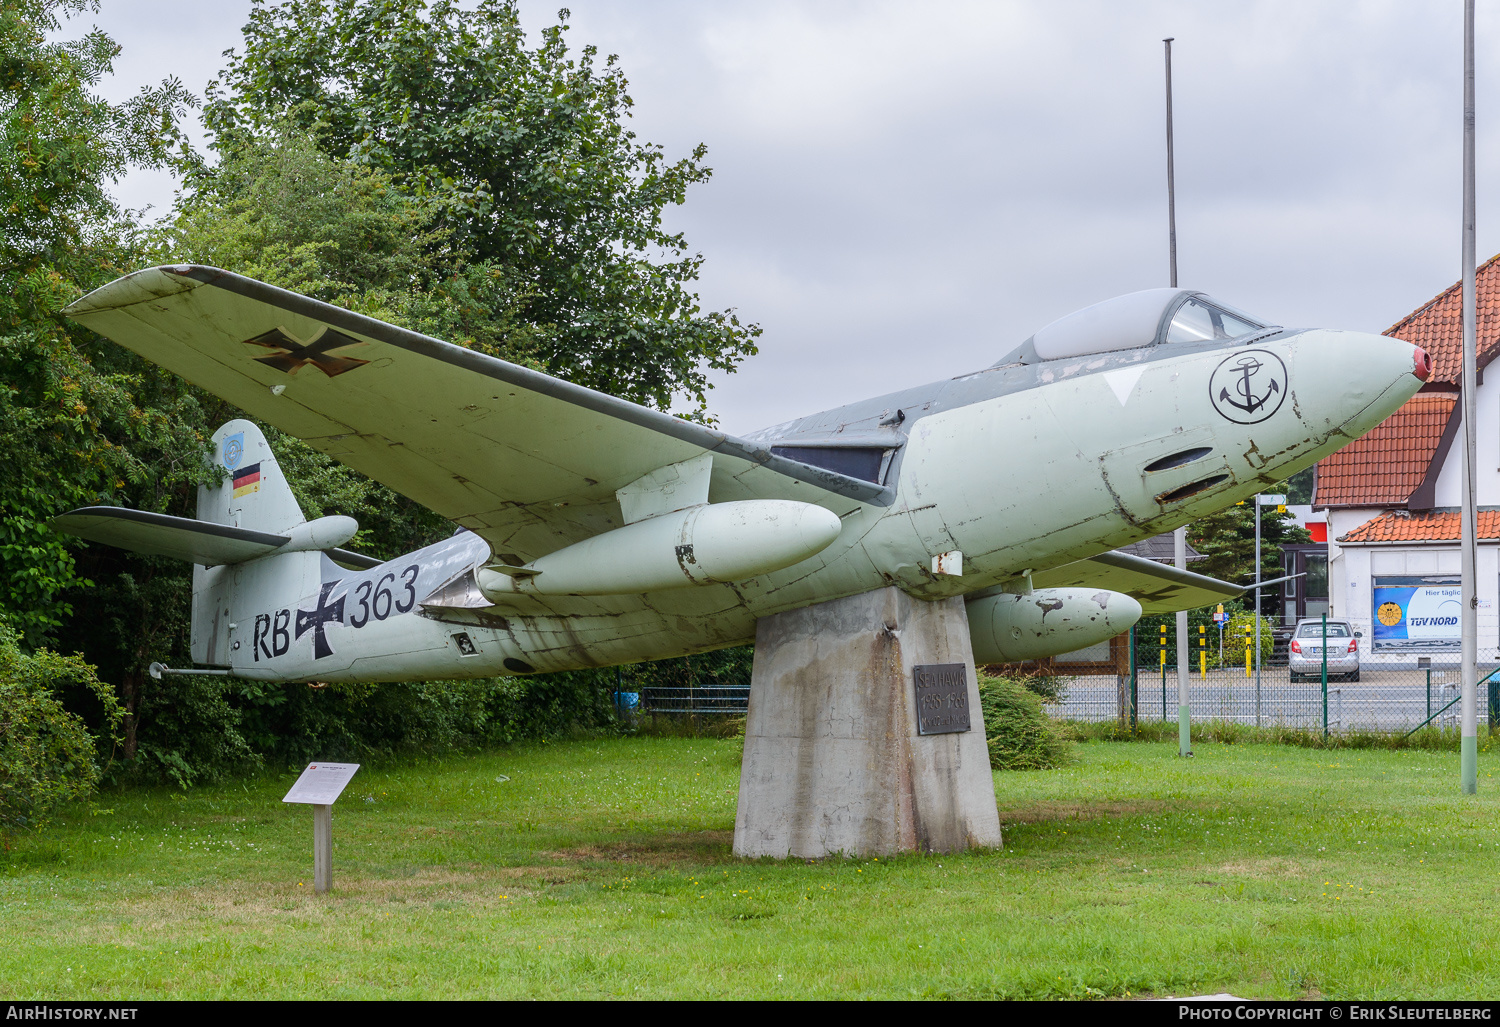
1244;623;1252;678
1199;624;1207;676
1159;624;1167;668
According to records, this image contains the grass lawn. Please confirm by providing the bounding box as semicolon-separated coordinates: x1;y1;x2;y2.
6;735;1500;999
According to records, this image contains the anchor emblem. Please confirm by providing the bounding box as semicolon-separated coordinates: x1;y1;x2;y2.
1208;349;1288;424
1218;355;1280;414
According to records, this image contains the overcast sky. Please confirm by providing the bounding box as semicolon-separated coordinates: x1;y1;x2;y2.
82;1;1500;434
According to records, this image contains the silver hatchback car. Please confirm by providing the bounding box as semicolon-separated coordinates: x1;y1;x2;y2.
1288;618;1361;681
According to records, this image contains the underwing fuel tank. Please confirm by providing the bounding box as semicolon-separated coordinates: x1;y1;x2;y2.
967;587;1143;664
475;500;843;597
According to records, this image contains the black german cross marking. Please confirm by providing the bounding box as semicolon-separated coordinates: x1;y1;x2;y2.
295;581;346;660
244;326;370;377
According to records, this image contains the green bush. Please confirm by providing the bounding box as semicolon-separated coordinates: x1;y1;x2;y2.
1015;671;1068;705
0;626;122;843
977;673;1076;771
126;669;626;787
1133;602;1271;671
1219;613;1275;670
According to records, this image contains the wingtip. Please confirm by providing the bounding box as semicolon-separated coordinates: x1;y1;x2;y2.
62;264;217;318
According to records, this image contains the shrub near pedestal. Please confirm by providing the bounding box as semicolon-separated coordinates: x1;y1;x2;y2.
977;673;1075;771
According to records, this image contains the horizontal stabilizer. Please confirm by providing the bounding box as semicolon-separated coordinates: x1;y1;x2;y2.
324;548;382;570
51;507;380;569
1031;550;1243;614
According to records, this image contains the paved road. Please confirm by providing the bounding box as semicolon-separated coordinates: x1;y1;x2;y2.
1054;666;1484;732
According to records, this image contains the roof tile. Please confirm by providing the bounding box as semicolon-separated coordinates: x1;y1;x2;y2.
1385;251;1500;385
1313;254;1500;509
1337;509;1500;543
1313;392;1455;508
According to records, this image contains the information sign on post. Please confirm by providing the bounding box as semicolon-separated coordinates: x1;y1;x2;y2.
283;762;360;894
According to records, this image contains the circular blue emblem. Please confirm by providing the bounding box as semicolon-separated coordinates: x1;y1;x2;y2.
223;435;244;470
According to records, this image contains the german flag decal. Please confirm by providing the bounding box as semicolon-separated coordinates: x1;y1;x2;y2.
232;462;262;498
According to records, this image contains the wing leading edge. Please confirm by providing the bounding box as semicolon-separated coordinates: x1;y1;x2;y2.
63;266;891;563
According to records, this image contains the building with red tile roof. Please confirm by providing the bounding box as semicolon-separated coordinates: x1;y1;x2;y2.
1313;255;1500;663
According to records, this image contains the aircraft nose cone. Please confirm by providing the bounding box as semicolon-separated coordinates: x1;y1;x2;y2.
1412;345;1433;382
1285;329;1426;444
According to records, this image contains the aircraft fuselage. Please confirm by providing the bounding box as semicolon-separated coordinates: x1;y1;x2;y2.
208;321;1423;682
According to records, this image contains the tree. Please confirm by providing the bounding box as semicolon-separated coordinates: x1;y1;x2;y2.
0;0;199;642
168;125;469;557
3;2;760;784
1187;491;1310;606
201;0;758;418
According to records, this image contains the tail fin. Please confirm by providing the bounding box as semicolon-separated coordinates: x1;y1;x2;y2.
201;420;306;534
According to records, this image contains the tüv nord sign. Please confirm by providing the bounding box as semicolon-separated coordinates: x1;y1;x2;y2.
1372;577;1462;652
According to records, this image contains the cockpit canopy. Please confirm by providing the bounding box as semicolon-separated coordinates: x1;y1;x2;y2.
999;288;1274;365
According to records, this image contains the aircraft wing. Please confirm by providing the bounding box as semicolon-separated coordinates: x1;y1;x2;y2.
1031;550;1244;614
64;266;889;561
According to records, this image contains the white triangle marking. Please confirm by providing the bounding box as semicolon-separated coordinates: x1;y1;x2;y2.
1103;366;1145;407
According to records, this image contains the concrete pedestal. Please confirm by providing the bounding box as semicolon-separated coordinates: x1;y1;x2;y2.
733;587;1002;858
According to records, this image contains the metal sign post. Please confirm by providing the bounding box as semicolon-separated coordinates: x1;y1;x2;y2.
1321;614;1330;740
1254;494;1262;726
1160;624;1168;722
1254;494;1287;728
1214;603;1227;665
283;762;361;894
1175;526;1192;756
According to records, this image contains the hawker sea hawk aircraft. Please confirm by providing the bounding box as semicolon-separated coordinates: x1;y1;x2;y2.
55;268;1430;683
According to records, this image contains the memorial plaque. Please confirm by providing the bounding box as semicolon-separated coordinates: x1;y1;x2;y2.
913;663;970;735
282;762;361;805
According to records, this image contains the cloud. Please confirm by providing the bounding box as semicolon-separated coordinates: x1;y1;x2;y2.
79;0;1498;432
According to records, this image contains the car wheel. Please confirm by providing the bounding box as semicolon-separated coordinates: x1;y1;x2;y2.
1350;671;1360;682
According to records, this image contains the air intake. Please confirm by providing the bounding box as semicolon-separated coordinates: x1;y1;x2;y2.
1144;447;1213;473
1156;475;1229;504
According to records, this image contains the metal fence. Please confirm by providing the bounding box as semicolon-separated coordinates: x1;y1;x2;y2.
1051;630;1500;735
633;685;750;715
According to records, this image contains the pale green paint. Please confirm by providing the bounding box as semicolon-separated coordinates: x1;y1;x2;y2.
1464;735;1478;794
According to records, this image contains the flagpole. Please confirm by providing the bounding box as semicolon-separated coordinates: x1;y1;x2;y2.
1460;0;1479;794
1165;36;1191;757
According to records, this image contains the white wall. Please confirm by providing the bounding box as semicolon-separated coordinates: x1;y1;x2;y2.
1322;374;1500;663
1334;543;1500;663
1431;373;1500;506
1326;507;1385;610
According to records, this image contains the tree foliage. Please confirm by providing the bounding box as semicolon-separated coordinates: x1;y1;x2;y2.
168;126;462;559
0;0;200;642
200;0;758;417
3;1;762;787
1187;491;1311;587
0;624;122;842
